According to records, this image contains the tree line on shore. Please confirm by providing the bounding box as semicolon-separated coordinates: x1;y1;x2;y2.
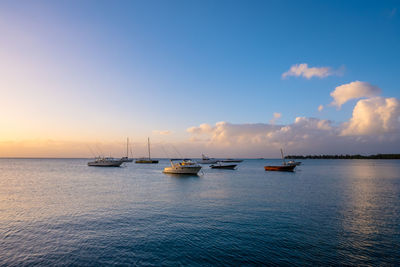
285;154;400;159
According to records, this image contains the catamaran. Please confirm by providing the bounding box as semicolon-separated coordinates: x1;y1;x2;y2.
135;137;159;164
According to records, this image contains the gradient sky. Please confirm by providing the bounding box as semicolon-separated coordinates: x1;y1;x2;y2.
1;0;399;157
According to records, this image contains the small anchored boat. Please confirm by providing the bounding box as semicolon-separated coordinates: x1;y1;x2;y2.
197;154;218;164
135;137;159;164
121;137;134;162
264;165;296;171
220;158;243;163
136;158;159;163
287;160;301;166
210;163;237;169
264;149;296;172
88;157;124;167
163;159;202;175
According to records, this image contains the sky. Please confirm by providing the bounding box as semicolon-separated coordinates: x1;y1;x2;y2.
0;0;399;158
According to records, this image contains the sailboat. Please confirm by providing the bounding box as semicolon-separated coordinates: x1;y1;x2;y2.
135;137;159;164
121;137;134;162
264;149;296;172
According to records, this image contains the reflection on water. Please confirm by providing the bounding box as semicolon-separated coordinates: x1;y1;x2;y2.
163;173;200;178
336;161;400;264
0;159;399;265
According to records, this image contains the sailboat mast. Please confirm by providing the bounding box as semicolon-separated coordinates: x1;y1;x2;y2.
126;137;129;158
148;137;151;159
281;148;286;165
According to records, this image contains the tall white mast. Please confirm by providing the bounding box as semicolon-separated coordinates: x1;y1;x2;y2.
281;148;286;165
148;137;151;159
126;137;129;158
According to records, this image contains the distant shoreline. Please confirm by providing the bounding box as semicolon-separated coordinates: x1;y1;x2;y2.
285;154;400;159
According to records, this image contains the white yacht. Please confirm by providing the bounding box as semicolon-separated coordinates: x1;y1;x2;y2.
163;159;202;175
197;154;218;164
88;157;124;167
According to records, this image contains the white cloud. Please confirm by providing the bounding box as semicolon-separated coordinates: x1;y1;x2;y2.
318;105;324;112
186;118;339;156
186;97;400;156
153;130;172;135
186;123;214;134
188;121;281;146
330;81;381;108
187;118;336;150
270;112;282;124
282;63;340;79
341;97;400;136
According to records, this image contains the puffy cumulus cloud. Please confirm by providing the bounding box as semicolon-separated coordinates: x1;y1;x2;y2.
318;105;324;112
204;122;281;145
270;117;336;148
186;112;400;157
186;123;214;134
330;81;381;108
187;118;336;150
282;63;338;79
153;130;172;135
341;97;400;136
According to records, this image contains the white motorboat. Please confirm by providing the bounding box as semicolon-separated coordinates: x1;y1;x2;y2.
197;154;218;164
163;159;202;175
88;157;124;167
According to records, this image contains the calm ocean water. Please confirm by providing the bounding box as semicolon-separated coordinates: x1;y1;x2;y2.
0;158;399;265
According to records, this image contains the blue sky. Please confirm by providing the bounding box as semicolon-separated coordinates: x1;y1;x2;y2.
0;0;399;157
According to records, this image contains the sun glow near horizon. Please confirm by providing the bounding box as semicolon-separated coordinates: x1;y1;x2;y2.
0;1;399;158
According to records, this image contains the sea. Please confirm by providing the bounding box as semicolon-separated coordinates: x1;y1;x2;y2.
0;158;399;266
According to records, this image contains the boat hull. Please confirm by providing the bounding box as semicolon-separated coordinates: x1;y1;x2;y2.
221;159;243;163
88;161;123;167
264;165;296;172
197;159;219;164
135;159;159;164
121;157;133;162
210;164;237;169
163;166;202;174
